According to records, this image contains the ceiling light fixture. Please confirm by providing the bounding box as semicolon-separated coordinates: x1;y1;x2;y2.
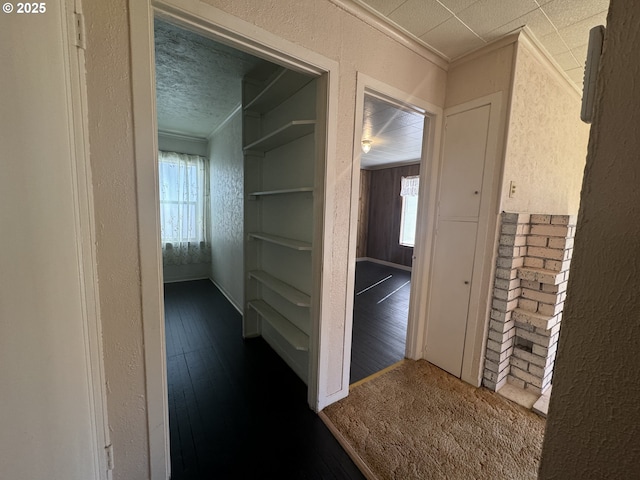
361;139;372;154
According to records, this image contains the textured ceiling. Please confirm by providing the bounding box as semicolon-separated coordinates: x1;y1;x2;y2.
357;0;609;87
154;20;274;138
154;1;608;163
361;96;425;169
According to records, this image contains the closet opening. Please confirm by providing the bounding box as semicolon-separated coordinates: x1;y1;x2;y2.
152;16;345;478
350;92;426;384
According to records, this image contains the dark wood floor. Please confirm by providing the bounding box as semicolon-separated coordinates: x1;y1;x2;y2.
164;280;365;480
350;261;411;384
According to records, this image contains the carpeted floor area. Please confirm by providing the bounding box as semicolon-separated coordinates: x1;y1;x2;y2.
322;360;546;480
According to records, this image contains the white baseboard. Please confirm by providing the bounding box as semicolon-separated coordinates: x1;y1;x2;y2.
208;277;243;315
356;257;412;272
162;275;209;284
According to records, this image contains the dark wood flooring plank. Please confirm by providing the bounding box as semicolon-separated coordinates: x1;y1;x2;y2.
164;279;364;480
350;261;410;384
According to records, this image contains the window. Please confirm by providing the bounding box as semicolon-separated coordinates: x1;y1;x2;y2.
158;150;210;265
399;175;419;247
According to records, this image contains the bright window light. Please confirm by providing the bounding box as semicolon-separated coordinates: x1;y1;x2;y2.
399;176;419;247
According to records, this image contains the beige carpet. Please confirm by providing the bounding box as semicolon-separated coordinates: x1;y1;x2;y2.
322;360;545;480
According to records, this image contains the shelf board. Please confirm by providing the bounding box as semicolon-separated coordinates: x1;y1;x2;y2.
244;69;313;114
248;232;312;251
244;120;315;152
249;187;313;198
249;270;311;307
249;300;309;351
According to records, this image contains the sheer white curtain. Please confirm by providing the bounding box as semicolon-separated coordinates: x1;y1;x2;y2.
400;175;420;247
158;150;211;265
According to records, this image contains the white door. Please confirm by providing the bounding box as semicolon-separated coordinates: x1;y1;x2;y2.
0;2;108;479
425;221;478;376
438;105;490;219
425;105;491;377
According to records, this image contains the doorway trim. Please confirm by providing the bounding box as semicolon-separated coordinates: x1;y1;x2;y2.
129;1;340;477
345;73;444;388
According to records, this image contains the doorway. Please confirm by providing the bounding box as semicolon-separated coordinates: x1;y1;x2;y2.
350;93;426;384
152;16;356;478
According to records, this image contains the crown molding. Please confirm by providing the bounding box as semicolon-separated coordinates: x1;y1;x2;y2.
328;0;449;71
516;26;582;98
449;31;521;69
157;129;208;142
207;103;241;140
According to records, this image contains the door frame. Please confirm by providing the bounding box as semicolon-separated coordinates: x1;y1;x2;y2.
345;73;444;386
63;0;111;477
129;1;340;477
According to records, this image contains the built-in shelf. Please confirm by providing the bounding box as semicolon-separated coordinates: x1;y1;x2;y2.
248;232;312;251
248;187;313;198
249;270;311;307
248;300;309;351
244;69;314;114
244;120;315;152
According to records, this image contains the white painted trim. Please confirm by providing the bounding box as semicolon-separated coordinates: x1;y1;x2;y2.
207;103;241;140
407;104;444;362
517;27;582;98
157;129;208;142
436;93;506;388
329;0;449;72
346;73;444;387
329;0;449;70
152;1;330;76
450;27;580;98
312;72;337;411
209;277;244;315
356;257;412;272
450;30;520;69
129;3;170;479
131;7;342;473
162;275;210;283
64;0;111;477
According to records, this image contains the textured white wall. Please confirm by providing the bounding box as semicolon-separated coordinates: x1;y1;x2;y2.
84;0;446;477
84;1;150;478
539;1;640;477
209;111;245;311
502;42;590;215
445;41;515;108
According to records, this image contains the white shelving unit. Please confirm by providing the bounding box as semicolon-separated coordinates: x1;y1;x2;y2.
248;232;312;251
242;67;318;385
248;270;311;307
247;300;309;351
244;120;315;152
248;187;313;198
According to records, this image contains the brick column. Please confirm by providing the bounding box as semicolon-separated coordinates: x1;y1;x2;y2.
508;214;576;395
483;213;576;395
483;213;529;391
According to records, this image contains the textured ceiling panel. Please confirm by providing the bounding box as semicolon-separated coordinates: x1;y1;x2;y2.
482;9;555;43
358;0;610;89
362;0;407;15
388;0;452;37
456;0;539;37
420;17;485;59
542;0;609;30
154;20;273;138
361;96;425;169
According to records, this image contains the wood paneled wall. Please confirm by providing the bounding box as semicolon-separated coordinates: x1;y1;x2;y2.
356;164;420;267
356;169;371;258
